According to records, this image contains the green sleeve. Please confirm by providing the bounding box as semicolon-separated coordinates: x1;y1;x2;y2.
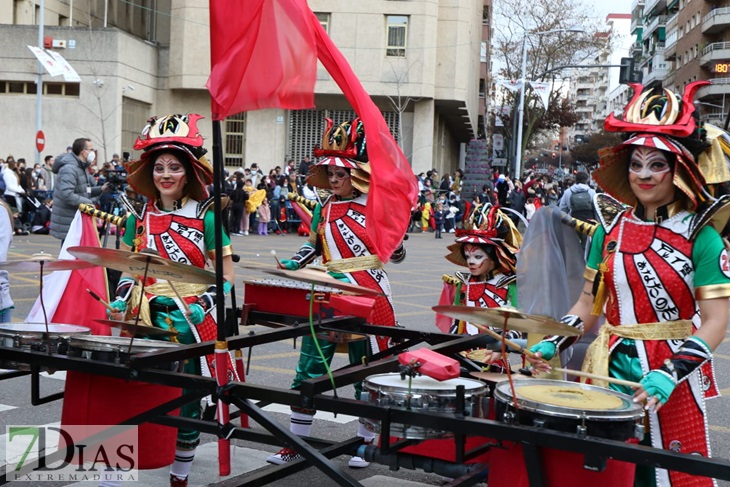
507;281;518;308
693;225;730;288
310;203;322;234
586;224;606;270
203;209;231;251
123;214;137;247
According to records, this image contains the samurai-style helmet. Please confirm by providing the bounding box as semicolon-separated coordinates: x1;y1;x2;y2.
445;203;522;274
306;117;371;193
593;82;710;210
125;114;213;201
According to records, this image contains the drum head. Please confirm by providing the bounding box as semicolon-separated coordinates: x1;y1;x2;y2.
364;373;487;394
244;278;341;293
494;379;643;421
69;336;180;354
0;323;90;337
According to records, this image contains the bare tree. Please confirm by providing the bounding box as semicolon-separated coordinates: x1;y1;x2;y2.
383;56;423;158
492;0;605;160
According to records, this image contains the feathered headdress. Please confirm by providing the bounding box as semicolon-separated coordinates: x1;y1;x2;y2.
445;203;522;274
306;118;371;193
125;114;213;201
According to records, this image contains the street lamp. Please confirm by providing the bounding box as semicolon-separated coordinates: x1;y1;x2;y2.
514;26;584;179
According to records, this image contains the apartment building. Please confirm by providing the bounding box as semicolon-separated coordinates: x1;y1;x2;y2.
0;1;485;175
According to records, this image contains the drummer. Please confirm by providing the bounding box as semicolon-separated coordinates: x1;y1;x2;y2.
266;118;407;468
438;202;522;368
108;114;238;487
528;83;730;487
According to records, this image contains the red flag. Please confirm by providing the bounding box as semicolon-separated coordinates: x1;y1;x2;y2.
310;13;419;262
289;199;312;229
27;212;110;335
207;1;418;261
435;281;458;333
207;0;317;119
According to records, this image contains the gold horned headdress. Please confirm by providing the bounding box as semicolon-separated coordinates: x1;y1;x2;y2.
306;118;371;193
445;203;522;274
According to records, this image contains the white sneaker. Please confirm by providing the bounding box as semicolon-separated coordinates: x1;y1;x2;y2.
448;228;455;233
348;455;369;468
243;231;249;236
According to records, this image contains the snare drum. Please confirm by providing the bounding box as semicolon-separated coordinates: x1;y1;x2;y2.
67;336;182;370
493;379;644;441
0;323;90;370
362;373;488;439
244;278;340;317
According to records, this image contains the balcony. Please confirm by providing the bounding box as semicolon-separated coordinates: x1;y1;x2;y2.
666;12;678;31
698;79;730;99
701;42;730;67
632;42;644;55
644;15;668;37
643;0;666;17
703;7;730;35
665;28;677;59
643;65;669;85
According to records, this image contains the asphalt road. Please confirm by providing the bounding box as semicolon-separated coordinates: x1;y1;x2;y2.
1;229;729;486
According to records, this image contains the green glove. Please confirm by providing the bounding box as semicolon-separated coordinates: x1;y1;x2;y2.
528;341;557;361
279;259;300;270
188;303;206;326
107;299;127;317
640;370;676;405
222;280;233;294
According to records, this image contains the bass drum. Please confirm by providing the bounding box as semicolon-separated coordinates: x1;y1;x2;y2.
362;373;488;439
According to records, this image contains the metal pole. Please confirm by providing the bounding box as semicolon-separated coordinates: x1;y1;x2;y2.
35;0;45;166
514;34;528;180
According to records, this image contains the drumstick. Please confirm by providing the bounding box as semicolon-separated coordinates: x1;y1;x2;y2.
167;281;192;315
471;322;542;360
553;367;641;389
271;249;282;269
86;288;115;313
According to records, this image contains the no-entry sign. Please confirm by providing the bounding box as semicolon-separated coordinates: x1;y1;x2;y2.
36;130;45;152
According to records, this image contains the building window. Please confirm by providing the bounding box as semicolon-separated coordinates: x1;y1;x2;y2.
386;15;408;57
482;5;489;24
315;12;330;33
121;97;151;160
224;112;247;168
0;80;79;96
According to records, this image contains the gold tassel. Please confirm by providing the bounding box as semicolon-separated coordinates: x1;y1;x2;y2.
591;262;609;316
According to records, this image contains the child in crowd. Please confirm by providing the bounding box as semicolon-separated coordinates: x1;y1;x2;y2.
257;198;271;235
433;202;445;239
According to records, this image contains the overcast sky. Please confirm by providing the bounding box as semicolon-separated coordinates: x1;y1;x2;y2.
590;0;634;21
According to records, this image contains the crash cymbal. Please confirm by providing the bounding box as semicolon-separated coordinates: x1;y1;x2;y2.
0;253;95;272
432;306;581;337
241;265;384;296
470;370;532;384
68;246;216;284
94;319;179;338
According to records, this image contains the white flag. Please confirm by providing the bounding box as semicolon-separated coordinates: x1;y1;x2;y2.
27;45;64;77
47;50;81;82
496;79;523;93
528;81;551;110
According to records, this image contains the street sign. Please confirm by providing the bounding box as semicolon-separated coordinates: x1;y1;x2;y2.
36;130;45;152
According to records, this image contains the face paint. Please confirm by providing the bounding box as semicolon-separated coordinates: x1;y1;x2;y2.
628;146;676;212
464;243;495;277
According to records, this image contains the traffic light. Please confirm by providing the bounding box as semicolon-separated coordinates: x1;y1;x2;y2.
619;57;641;84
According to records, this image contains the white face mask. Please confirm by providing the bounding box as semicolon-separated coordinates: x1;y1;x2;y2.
86;150;96;164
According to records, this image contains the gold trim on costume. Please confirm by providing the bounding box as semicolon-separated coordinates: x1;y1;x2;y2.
581;320;693;388
442;274;460;286
326;255;383;273
209;244;233;259
583;267;598;282
695;283;730;301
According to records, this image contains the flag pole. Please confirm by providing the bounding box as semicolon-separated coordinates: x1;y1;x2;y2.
211;119;231;476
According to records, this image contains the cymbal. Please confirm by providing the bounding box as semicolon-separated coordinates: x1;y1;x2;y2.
470;370;532;384
68;246;216;284
432;306;581;337
241;265;384;296
94;319;179;338
0;253;95;272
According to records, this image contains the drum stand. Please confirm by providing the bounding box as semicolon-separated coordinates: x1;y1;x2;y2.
2;320;730;486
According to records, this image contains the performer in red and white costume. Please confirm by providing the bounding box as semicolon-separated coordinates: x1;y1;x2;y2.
267;118;405;468
109;114;238;487
529;82;730;487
